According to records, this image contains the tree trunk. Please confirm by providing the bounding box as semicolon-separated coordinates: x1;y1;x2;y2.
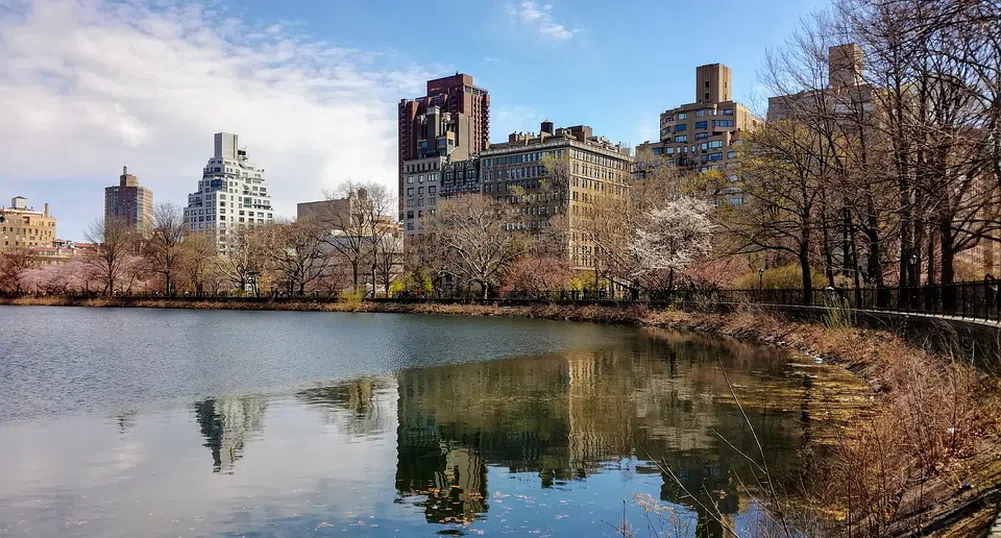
940;219;956;286
926;230;937;285
799;242;813;306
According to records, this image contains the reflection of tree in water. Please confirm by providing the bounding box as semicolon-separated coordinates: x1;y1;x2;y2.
393;330;812;530
297;377;394;437
193;396;267;474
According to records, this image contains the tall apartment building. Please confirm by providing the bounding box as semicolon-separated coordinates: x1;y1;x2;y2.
480;122;633;270
767;44;871;122
105;166;153;233
183;133;274;252
399;74;489;217
0;196;56;252
636;63;760;205
400;101;484;236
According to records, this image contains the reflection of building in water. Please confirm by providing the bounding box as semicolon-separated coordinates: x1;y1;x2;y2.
567;349;634;470
193;396;267;473
395;411;488;524
296;376;396;437
394;332;807;530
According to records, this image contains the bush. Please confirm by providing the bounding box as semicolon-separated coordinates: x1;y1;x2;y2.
734;264;829;290
339;288;365;305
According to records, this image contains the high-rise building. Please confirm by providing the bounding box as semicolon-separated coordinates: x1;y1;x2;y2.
398;74;489;218
766;44;872;122
402;121;633;271
105;166;153;233
636;63;760;205
183;133;274;252
480;122;633;270
0;196;56;252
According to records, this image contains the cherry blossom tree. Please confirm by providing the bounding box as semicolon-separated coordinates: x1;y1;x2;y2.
630;197;714;291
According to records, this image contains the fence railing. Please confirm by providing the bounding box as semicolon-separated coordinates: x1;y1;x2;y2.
5;279;1000;323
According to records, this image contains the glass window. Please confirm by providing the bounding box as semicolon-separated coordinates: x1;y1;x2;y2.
712;120;735;128
406;188;413;196
695;132;708;140
677;112;687;120
723;109;734;116
695;121;708;129
674;135;687;143
674;124;687;132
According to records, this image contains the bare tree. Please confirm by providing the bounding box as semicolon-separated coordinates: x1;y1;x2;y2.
426;194;528;299
145;203;186;295
180;232;218;296
257;218;331;296
218;228;264;296
318;182;380;292
726;121;823;303
373;233;404;297
84;217;134;296
0;246;38;294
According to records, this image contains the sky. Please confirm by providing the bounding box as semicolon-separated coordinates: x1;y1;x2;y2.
0;0;832;241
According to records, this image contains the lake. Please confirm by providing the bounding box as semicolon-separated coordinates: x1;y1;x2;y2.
0;306;852;537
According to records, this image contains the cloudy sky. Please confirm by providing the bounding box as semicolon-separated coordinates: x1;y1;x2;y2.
0;0;829;240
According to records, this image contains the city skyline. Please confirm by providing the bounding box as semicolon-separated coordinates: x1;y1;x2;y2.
1;0;831;240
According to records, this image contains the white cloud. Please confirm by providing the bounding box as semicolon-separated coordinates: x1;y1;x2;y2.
505;1;576;40
492;104;543;136
0;0;433;238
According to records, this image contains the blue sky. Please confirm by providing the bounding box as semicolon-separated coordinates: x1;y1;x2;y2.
0;0;831;240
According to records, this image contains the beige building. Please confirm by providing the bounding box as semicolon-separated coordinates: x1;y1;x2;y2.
767;44;874;122
105;166;153;233
480;122;633;270
0;196;56;252
637;63;760;205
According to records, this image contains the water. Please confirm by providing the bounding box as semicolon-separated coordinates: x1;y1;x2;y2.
0;306;849;537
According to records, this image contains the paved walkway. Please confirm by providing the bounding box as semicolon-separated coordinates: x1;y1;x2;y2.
746;302;1001;329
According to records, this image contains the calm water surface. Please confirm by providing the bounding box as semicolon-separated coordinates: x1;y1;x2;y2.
0;306;846;537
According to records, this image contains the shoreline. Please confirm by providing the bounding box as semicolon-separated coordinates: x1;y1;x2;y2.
4;296;1000;535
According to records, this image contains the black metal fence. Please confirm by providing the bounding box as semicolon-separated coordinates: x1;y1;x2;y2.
394;279;1001;322
6;279;1000;323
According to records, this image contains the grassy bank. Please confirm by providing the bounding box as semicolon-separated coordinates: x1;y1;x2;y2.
4;296;1001;536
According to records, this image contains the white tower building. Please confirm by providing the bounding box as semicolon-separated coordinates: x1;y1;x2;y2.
184;132;274;252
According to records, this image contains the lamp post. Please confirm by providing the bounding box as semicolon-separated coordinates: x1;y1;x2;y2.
907;254;918;309
758;268;765;290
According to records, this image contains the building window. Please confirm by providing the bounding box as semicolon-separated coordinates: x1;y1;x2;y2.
695;121;708;130
677;112;687;120
708;140;724;148
651;147;664;155
723;109;734;116
407;211;414;219
696;109;708;117
727;151;738;159
674;135;687;143
695;132;708;140
674;124;687;132
712;120;735;128
406;188;413;196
